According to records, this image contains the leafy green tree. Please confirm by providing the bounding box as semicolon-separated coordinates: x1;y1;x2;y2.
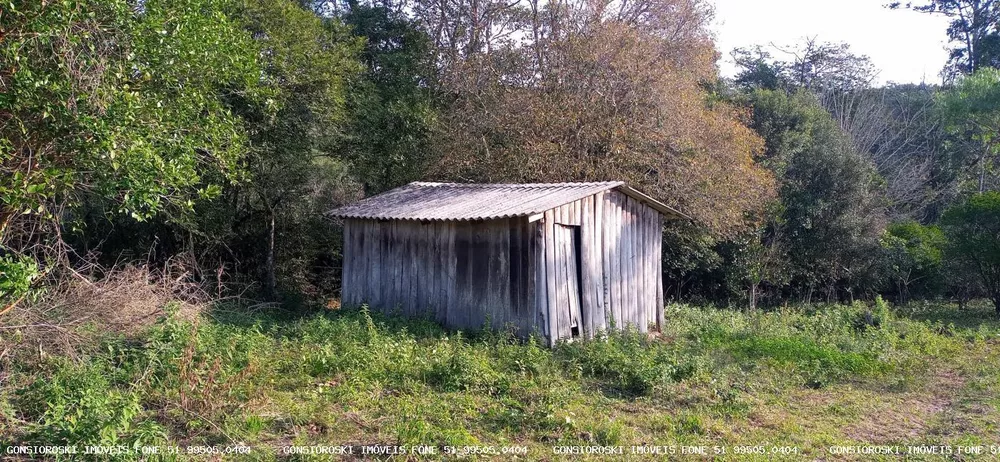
731;46;789;91
731;42;957;224
730;40;876;92
880;221;946;303
725;204;792;310
660;221;724;303
41;0;363;300
341;2;439;195
219;0;363;298
941;192;1000;313
937;68;1000;193
778;39;877;91
890;0;1000;79
1;0;266;280
743;90;888;302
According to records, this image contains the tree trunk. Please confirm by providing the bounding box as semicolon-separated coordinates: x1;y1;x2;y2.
979;145;987;193
265;212;277;300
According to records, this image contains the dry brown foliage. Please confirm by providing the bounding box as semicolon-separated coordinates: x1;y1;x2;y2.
0;260;208;361
423;0;776;236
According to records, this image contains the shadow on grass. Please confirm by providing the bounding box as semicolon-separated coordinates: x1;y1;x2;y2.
203;301;492;343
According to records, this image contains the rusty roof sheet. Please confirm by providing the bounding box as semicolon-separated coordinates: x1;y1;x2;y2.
327;182;687;221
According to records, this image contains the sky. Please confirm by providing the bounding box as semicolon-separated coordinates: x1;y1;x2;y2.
711;0;953;85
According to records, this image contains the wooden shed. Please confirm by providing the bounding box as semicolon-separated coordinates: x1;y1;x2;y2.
328;182;686;346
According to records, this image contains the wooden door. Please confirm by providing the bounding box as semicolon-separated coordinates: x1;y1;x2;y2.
554;224;584;338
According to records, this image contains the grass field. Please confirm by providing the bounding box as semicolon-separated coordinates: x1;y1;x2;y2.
2;299;1000;460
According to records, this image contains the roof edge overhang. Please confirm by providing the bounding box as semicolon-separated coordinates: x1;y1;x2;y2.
616;185;691;221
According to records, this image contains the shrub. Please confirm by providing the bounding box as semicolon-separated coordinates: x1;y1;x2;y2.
0;253;39;305
425;338;506;393
557;330;695;396
941;192;1000;313
881;222;946;302
15;359;166;448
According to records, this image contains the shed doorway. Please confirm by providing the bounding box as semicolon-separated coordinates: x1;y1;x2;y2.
554;224;584;338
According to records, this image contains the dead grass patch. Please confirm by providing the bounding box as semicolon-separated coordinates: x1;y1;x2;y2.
839;366;964;443
0;261;208;361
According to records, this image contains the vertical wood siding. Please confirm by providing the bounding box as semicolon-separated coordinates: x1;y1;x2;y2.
343;217;540;338
580;195;595;339
593;191;664;336
593;191;608;335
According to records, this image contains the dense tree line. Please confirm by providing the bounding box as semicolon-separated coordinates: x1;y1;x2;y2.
4;0;1000;314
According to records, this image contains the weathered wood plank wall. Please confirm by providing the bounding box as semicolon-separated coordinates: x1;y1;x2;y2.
532;191;664;343
343;217;540;338
580;195;595;339
585;191;664;336
342;188;666;346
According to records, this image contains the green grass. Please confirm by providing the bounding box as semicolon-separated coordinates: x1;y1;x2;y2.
2;299;1000;460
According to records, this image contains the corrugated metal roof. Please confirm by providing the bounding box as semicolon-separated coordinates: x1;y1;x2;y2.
327;181;687;221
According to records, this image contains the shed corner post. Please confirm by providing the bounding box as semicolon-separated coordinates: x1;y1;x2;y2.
655;213;665;333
